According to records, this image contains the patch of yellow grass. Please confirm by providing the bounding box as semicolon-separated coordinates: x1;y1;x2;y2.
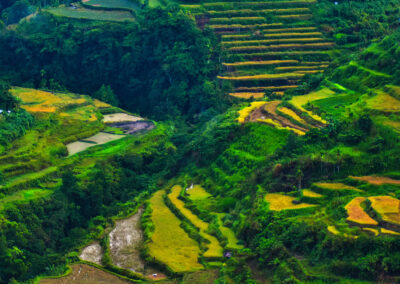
314;182;362;192
218;73;304;81
366;91;400;113
216;213;243;250
265;193;316;211
263;27;317;33
278;107;307;125
368;196;400;225
237;101;267;123
290;88;335;123
223;60;298;67
277;14;312;19
350;176;400;186
257;119;306;135
148;190;203;272
223;38;324;46
327;225;340;235
229;92;265;99
302;189;322;198
345;197;378;226
381;228;400;236
236;86;299;92
186;185;212;201
168;185;223;258
93;99;111;108
363;228;379;236
264;32;322;37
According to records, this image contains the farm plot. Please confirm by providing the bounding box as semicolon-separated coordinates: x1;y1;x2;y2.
47;4;135;22
66;132;126;156
147;190;203;273
82;0;139;11
312;182;363;193
350;176;400;186
188;0;333;98
368;196;400;227
265;193;316;211
168;185;223;258
344;197;378;226
80;242;103;265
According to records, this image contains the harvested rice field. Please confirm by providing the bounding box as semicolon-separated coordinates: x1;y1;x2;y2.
302;189;322;198
39;264;130;284
148;190;203;272
345;197;378;226
80;242;103;265
313;182;362;192
265;193;316;211
103;113;144;123
350;176;400;186
368;196;400;225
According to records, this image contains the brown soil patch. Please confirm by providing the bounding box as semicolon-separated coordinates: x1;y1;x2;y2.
350;176;400;186
39;264;130;284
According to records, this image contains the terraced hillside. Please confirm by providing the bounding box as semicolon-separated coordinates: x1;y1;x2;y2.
184;0;332;99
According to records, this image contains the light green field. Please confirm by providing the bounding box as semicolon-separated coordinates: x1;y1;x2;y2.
216;213;243;250
0;188;52;211
47;5;135;22
186;185;212;200
83;0;139;10
148;190;203;272
168;185;223;258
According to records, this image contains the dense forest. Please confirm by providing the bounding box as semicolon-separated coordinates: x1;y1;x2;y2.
1;0;400;283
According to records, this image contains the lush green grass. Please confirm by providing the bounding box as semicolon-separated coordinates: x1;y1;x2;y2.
83;0;139;10
168;185;223;258
47;5;135;22
0;188;52;211
148;190;203;273
216;213;243;250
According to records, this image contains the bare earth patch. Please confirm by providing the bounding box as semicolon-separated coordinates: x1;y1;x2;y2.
39;264;130;284
66;132;126;156
80;242;103;265
109;208;145;273
103;113;144;123
109;121;155;135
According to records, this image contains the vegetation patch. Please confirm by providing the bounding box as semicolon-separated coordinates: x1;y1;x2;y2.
237;102;267;123
302;189;322;198
147;190;203;273
368;196;400;226
265;193;316;211
349;176;400;186
344;197;378;226
313;182;362;192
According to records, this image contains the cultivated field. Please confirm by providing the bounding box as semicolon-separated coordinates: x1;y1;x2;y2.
265;193;316;211
345;197;378;226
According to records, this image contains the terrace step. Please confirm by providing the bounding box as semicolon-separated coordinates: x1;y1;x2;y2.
206;7;311;17
222;37;327;47
227;42;334;52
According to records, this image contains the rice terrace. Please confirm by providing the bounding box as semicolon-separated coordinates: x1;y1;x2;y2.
2;0;400;282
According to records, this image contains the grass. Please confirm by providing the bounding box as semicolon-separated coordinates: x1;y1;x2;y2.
290;88;335;123
186;185;212;201
313;182;363;192
302;189;322;198
368;196;400;225
168;185;223;258
327;225;340;235
278;106;307;125
0;166;58;190
47;5;134;22
216;213;243;250
0;188;52;211
218;72;304;81
366;91;400;113
148;190;203;273
237;102;267;123
229;92;265;99
265;193;316;211
349;176;400;186
344;197;378;226
82;0;139;10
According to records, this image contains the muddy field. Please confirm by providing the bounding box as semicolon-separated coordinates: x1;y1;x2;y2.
109;121;155;135
109;208;145;273
39;264;130;284
103;113;143;123
66;132;126;156
80;242;103;265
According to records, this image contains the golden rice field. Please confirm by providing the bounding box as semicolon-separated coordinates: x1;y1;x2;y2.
168;185;223;258
222;38;325;46
229;92;265;99
302;189;322;198
363;228;379;236
368;196;400;225
265;193;316;211
208;8;311;17
237;101;267;123
344;197;378;226
186;185;212;201
222;60;299;67
216;213;243;250
278;107;307;125
366;91;400;113
10;87;107;121
210;22;283;30
218;72;304;81
275;65;327;71
314;182;362;192
277;14;312;19
263;27;317;33
381;228;400;235
350;176;400;186
148;190;203;272
257;119;306;135
289;88;335;123
236;85;299;92
327;225;340;235
228;42;334;52
264;32;322;37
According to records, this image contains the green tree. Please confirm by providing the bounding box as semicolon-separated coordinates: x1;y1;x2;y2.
93;85;119;106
